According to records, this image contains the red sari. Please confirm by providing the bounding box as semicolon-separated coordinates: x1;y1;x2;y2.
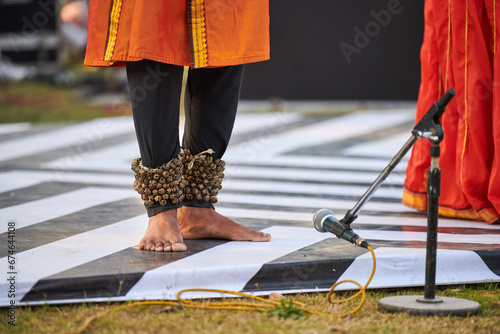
404;0;500;224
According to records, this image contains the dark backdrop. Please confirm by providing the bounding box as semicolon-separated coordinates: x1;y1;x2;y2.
240;0;425;100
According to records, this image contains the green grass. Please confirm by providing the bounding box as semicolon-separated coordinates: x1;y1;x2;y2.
1;283;498;334
0;79;130;124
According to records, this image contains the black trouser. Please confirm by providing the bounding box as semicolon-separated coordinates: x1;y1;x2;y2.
126;60;244;217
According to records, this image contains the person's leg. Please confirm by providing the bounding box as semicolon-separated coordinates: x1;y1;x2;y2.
178;65;271;242
126;59;187;251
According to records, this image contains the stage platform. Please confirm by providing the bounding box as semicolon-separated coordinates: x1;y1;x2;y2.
0;107;499;306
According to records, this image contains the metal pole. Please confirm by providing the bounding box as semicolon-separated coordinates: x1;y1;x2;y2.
342;135;418;225
424;144;441;300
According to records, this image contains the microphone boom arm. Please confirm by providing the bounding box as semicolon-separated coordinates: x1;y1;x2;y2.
339;88;456;227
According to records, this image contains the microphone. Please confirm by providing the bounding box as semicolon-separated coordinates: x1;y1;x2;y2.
313;209;369;248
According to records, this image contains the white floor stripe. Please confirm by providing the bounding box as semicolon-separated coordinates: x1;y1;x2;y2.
225;165;406;186
0;214;147;305
216;207;500;230
354;229;500;244
223;179;403;199
41;140;140;171
231;112;303;136
125;226;330;300
0;170;134;193
225;155;408;172
0;122;31;135
218;193;409;213
0;117;135;162
224;109;415;160
355;215;500;230
343;132;415;158
337;248;500;290
0;187;137;232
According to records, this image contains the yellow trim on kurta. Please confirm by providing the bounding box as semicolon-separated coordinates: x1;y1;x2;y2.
445;0;451;86
103;0;123;62
402;188;490;222
460;0;469;187
438;206;481;221
189;0;208;68
494;0;497;54
402;187;428;212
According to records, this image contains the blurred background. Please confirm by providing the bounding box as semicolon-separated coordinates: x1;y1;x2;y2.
0;0;424;124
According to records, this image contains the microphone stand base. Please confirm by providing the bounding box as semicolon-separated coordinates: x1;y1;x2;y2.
378;295;480;316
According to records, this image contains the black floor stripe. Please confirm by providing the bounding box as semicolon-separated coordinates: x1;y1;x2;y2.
0;182;85;209
0;198;145;255
22;239;228;302
474;250;500;276
243;238;368;292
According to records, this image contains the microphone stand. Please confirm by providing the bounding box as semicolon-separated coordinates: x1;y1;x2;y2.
338;88;456;227
375;88;480;315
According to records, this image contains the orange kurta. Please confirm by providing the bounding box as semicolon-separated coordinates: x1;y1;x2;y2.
84;0;270;68
403;0;500;224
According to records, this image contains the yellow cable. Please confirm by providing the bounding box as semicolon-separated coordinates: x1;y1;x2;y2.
74;245;376;333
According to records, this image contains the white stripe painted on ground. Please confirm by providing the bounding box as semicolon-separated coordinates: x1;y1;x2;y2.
218;193;409;213
41;140;140;171
337;247;500;290
343;131;415;158
0;187;137;233
225;155;408;172
0;122;32;135
232;112;303;136
354;215;500;230
0;214;147;306
225;165;406;185
0;170;134;193
0;117;135;162
224;109;415;160
125;226;330;300
216;207;500;230
223;179;403;199
354;229;500;244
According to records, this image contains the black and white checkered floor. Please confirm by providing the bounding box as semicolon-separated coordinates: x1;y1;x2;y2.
1;107;499;306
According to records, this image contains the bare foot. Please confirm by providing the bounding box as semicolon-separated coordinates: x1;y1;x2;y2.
138;209;187;252
177;207;272;242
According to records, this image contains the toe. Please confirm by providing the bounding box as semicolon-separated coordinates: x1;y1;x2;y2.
138;239;147;249
155;242;165;252
172;242;187;252
146;241;156;251
259;232;272;242
163;242;172;252
248;231;272;242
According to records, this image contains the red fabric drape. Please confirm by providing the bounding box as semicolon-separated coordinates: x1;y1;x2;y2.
404;0;500;224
